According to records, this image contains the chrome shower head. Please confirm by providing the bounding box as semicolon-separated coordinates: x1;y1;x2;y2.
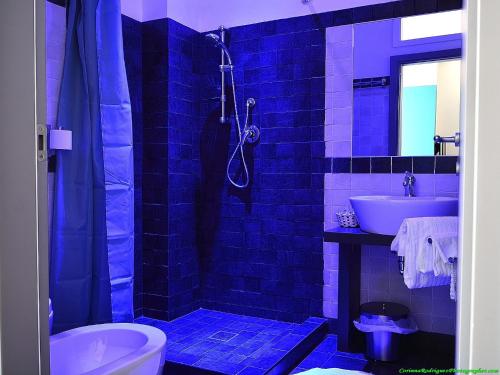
205;33;233;66
205;33;221;45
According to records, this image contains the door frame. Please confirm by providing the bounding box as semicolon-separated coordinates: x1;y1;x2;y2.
0;0;49;373
457;0;500;367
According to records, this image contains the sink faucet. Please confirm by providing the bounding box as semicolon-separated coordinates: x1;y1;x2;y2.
403;171;416;197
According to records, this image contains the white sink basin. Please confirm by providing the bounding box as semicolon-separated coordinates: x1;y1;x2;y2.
350;195;459;235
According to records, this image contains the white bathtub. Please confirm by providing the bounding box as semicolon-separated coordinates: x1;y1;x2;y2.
50;323;166;375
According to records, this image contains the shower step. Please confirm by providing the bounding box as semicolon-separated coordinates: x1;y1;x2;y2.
136;309;328;375
165;316;328;375
266;317;329;375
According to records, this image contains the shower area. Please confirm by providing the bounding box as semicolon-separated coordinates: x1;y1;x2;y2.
130;14;328;373
126;12;325;326
123;11;327;373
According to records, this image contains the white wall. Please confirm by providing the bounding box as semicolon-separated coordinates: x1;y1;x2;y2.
122;0;394;30
435;60;461;156
353;19;462;79
46;2;65;127
121;0;145;22
145;0;168;22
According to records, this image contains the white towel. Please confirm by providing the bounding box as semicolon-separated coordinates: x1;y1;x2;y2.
428;232;458;300
417;237;434;274
417;232;458;275
418;217;458;273
391;217;457;289
430;232;458;276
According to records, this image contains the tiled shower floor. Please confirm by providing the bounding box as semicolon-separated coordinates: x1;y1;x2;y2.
136;308;327;374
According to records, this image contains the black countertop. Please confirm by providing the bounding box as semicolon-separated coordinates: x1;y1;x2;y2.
324;226;395;246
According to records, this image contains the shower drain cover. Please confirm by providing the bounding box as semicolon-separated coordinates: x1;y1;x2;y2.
208;331;238;341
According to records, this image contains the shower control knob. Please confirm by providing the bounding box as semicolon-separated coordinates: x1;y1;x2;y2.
245;125;260;144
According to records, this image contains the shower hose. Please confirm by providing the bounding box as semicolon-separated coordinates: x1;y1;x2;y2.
226;69;252;189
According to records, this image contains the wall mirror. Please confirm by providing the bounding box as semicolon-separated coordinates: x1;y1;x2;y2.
352;11;463;157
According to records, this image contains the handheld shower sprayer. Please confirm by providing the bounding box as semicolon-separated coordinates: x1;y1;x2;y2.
205;33;233;66
205;27;260;189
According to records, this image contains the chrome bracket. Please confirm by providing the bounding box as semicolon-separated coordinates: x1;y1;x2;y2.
219;64;233;72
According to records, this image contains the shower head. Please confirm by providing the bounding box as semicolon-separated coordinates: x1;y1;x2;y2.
205;33;221;45
205;33;233;66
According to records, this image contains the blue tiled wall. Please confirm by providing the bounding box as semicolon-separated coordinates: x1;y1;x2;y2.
165;19;200;320
141;18;170;319
353;86;390;156
122;15;143;317
195;17;327;322
140;18;200;320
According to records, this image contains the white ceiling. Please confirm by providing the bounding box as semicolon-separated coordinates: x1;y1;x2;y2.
121;0;395;31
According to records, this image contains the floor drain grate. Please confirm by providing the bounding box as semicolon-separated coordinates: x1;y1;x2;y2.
208;331;238;341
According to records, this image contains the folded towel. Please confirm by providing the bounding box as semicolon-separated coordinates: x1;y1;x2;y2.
430;232;458;276
428;232;458;300
417;217;458;272
417;238;434;274
417;232;458;275
431;232;458;264
392;217;457;289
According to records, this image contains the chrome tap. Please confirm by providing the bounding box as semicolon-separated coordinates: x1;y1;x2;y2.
402;171;416;197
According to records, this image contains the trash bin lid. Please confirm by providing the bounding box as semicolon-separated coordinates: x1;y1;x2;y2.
360;302;409;320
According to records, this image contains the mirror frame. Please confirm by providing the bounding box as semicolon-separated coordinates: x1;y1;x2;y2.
389;48;462;155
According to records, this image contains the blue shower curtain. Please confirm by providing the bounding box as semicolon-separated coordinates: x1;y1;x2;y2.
50;0;134;332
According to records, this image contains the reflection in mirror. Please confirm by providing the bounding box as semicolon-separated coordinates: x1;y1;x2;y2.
400;59;461;156
350;13;463;157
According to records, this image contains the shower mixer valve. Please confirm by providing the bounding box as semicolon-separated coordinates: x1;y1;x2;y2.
244;125;260;144
243;98;259;144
